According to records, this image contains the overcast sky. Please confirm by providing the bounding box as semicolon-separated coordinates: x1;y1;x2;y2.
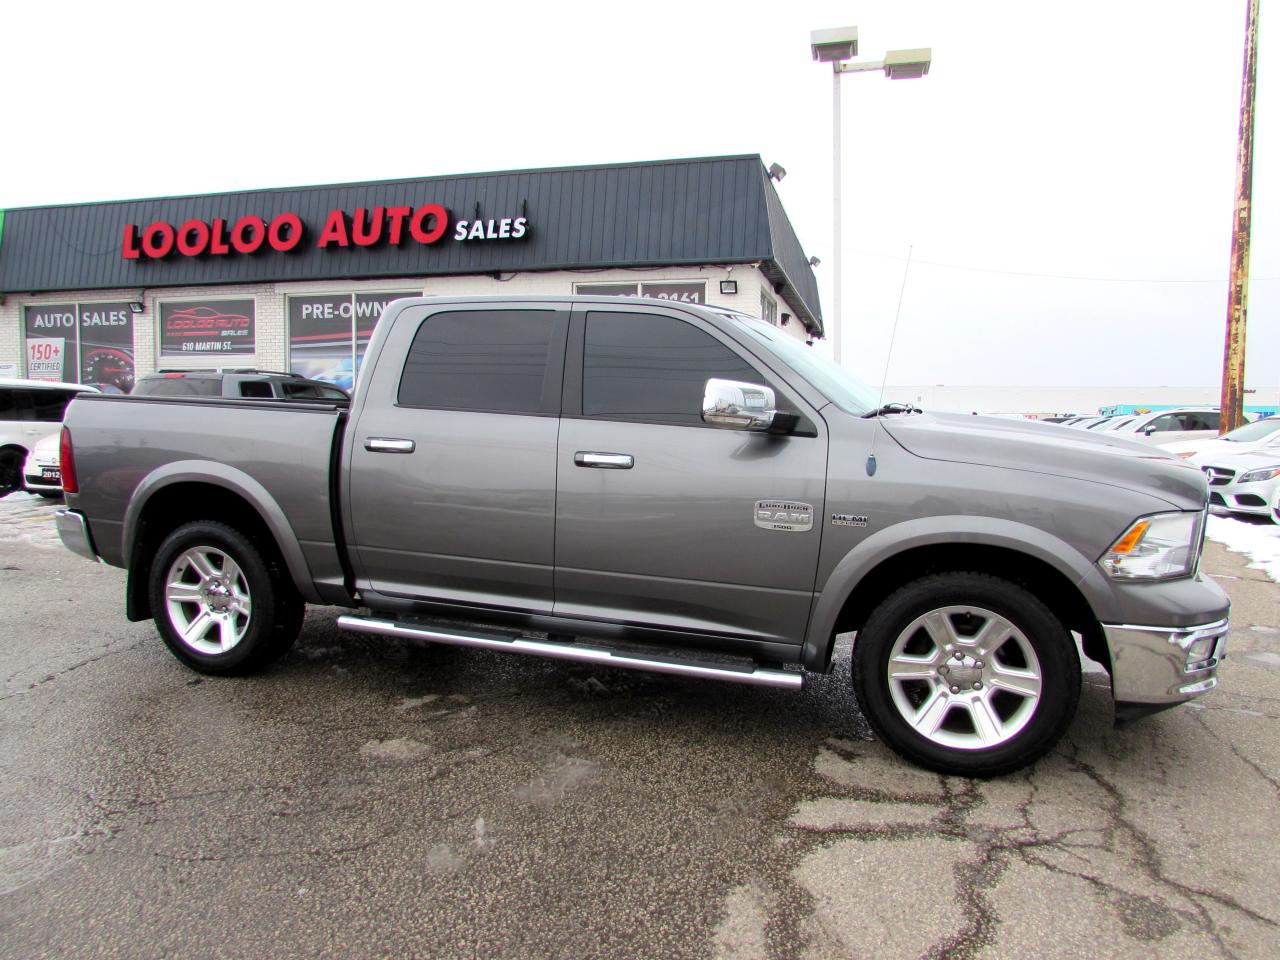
2;0;1274;389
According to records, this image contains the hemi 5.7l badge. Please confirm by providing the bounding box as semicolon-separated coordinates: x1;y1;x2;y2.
754;501;814;532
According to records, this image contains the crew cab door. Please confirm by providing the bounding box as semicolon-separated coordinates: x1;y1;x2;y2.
553;304;828;649
345;302;569;613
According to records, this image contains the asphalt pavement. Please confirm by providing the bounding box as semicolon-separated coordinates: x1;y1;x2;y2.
0;493;1277;959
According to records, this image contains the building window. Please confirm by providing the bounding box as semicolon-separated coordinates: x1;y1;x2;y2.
582;311;763;427
574;281;706;304
759;290;778;325
23;302;136;393
288;291;416;391
159;299;257;359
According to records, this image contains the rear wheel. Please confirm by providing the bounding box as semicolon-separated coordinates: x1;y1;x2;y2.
0;448;22;495
852;572;1080;777
148;521;303;674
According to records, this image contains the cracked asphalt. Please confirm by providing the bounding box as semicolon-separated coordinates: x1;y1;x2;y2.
1;494;1277;959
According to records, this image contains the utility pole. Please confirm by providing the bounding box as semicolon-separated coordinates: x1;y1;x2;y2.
1220;0;1261;433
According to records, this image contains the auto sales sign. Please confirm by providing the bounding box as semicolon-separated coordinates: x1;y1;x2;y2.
121;205;529;260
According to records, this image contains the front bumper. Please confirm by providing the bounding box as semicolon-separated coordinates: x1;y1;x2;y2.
1103;618;1228;719
55;509;99;562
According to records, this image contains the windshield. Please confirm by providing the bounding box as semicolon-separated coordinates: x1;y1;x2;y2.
727;314;880;415
1223;418;1280;442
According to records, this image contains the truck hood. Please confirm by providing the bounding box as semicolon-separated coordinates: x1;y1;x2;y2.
881;412;1207;510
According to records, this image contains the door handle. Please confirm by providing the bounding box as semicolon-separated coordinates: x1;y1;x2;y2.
365;437;416;453
574;451;634;469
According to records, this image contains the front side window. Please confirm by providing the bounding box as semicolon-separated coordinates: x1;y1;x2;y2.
399;310;558;414
582;311;762;427
1147;414;1182;433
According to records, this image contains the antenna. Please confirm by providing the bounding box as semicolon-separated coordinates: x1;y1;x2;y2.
866;244;915;477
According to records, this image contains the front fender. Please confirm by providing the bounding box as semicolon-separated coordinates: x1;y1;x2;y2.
123;460;322;604
803;515;1107;670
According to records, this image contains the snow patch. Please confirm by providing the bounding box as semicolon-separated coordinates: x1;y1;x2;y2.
359;737;433;762
1205;515;1280;583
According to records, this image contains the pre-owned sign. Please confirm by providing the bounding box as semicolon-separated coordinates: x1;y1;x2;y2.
122;205;530;260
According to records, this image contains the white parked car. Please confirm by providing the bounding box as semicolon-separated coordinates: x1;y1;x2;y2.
1199;448;1280;521
22;431;64;497
0;378;100;495
1110;407;1252;446
1159;417;1280;462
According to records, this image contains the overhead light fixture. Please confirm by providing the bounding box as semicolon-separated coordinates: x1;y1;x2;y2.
808;256;821;267
883;48;932;80
767;162;787;182
810;26;858;63
720;280;738;295
128;301;145;314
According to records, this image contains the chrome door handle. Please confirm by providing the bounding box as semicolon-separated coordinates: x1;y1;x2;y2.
365;437;416;453
574;451;634;469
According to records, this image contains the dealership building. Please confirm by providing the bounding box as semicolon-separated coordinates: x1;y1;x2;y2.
0;155;823;392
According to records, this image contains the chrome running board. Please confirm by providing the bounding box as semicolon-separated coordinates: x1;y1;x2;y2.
335;615;804;690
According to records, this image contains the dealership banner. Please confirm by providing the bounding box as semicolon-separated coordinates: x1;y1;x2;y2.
160;299;256;356
78;302;135;392
26;338;68;382
24;304;78;382
288;291;415;389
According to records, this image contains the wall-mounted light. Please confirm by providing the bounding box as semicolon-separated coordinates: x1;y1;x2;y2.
781;313;791;326
767;163;787;182
128;301;145;314
720;280;738;295
808;256;821;267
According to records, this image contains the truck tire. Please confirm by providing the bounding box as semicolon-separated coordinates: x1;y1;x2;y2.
148;520;304;675
852;572;1080;777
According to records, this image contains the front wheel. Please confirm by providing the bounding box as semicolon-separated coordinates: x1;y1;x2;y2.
148;521;303;674
852;572;1080;777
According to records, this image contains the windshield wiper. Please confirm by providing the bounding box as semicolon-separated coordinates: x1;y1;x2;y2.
861;402;923;418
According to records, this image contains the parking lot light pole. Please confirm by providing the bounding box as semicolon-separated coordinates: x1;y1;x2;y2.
811;28;932;364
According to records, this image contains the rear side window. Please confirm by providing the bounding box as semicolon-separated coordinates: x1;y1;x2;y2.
398;310;558;414
135;377;221;397
1181;412;1219;431
582;311;762;426
0;388;19;421
239;381;275;398
280;382;318;399
29;389;76;422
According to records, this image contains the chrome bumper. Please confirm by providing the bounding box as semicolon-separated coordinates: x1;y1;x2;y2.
54;509;99;562
1103;618;1228;712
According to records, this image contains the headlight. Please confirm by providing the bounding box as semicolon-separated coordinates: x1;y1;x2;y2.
1238;465;1280;484
1100;511;1204;580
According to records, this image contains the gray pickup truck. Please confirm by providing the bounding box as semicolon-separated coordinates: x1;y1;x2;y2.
55;296;1229;775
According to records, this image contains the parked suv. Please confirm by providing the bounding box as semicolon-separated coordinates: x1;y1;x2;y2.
0;378;100;494
132;369;350;403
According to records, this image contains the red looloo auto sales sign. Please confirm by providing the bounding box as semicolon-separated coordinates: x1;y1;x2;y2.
121;205;529;260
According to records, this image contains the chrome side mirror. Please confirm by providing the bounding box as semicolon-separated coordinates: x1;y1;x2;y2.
702;378;776;431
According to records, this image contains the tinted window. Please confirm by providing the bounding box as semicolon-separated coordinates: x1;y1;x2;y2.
398;310;557;414
318;386;349;401
30;389;76;422
1182;412;1219;431
583;312;762;426
135;377;221;397
281;382;319;399
0;388;18;421
239;381;275;398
